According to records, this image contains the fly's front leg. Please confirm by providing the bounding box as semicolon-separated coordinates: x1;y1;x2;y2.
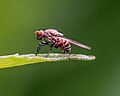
36;45;40;56
36;41;48;56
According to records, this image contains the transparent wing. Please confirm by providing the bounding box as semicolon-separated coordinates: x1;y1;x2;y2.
62;37;91;50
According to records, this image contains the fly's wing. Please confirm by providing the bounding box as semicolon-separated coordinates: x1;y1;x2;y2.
62;37;91;50
44;29;63;37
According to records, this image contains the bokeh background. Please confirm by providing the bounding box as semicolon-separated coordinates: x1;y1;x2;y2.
0;0;120;96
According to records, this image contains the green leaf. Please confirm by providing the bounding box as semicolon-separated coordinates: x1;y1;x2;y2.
0;53;96;69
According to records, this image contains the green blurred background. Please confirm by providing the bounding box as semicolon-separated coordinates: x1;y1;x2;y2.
0;0;120;96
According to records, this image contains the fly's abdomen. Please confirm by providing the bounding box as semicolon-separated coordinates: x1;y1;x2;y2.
64;43;71;52
61;40;71;52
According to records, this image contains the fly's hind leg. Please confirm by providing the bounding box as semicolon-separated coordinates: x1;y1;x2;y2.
63;49;71;60
68;50;71;60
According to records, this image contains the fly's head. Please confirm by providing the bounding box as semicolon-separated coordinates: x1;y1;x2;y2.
35;30;44;40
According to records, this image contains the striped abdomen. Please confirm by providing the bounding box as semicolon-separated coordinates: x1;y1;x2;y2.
55;37;71;53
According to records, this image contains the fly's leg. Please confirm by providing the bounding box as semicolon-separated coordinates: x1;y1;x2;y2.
36;45;40;56
68;50;71;60
63;50;66;58
46;41;57;58
46;48;52;57
35;41;48;56
63;50;71;60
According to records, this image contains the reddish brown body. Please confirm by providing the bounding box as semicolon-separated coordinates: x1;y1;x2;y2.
35;28;91;56
47;36;71;53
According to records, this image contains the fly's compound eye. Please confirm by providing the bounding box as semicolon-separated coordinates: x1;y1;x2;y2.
35;30;44;38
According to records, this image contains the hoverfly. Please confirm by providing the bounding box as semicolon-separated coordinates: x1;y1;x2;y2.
35;28;91;57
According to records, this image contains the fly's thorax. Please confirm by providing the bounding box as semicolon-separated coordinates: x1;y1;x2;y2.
47;37;55;43
44;29;63;37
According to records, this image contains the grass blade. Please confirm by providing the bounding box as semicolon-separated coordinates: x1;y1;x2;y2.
0;53;96;69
